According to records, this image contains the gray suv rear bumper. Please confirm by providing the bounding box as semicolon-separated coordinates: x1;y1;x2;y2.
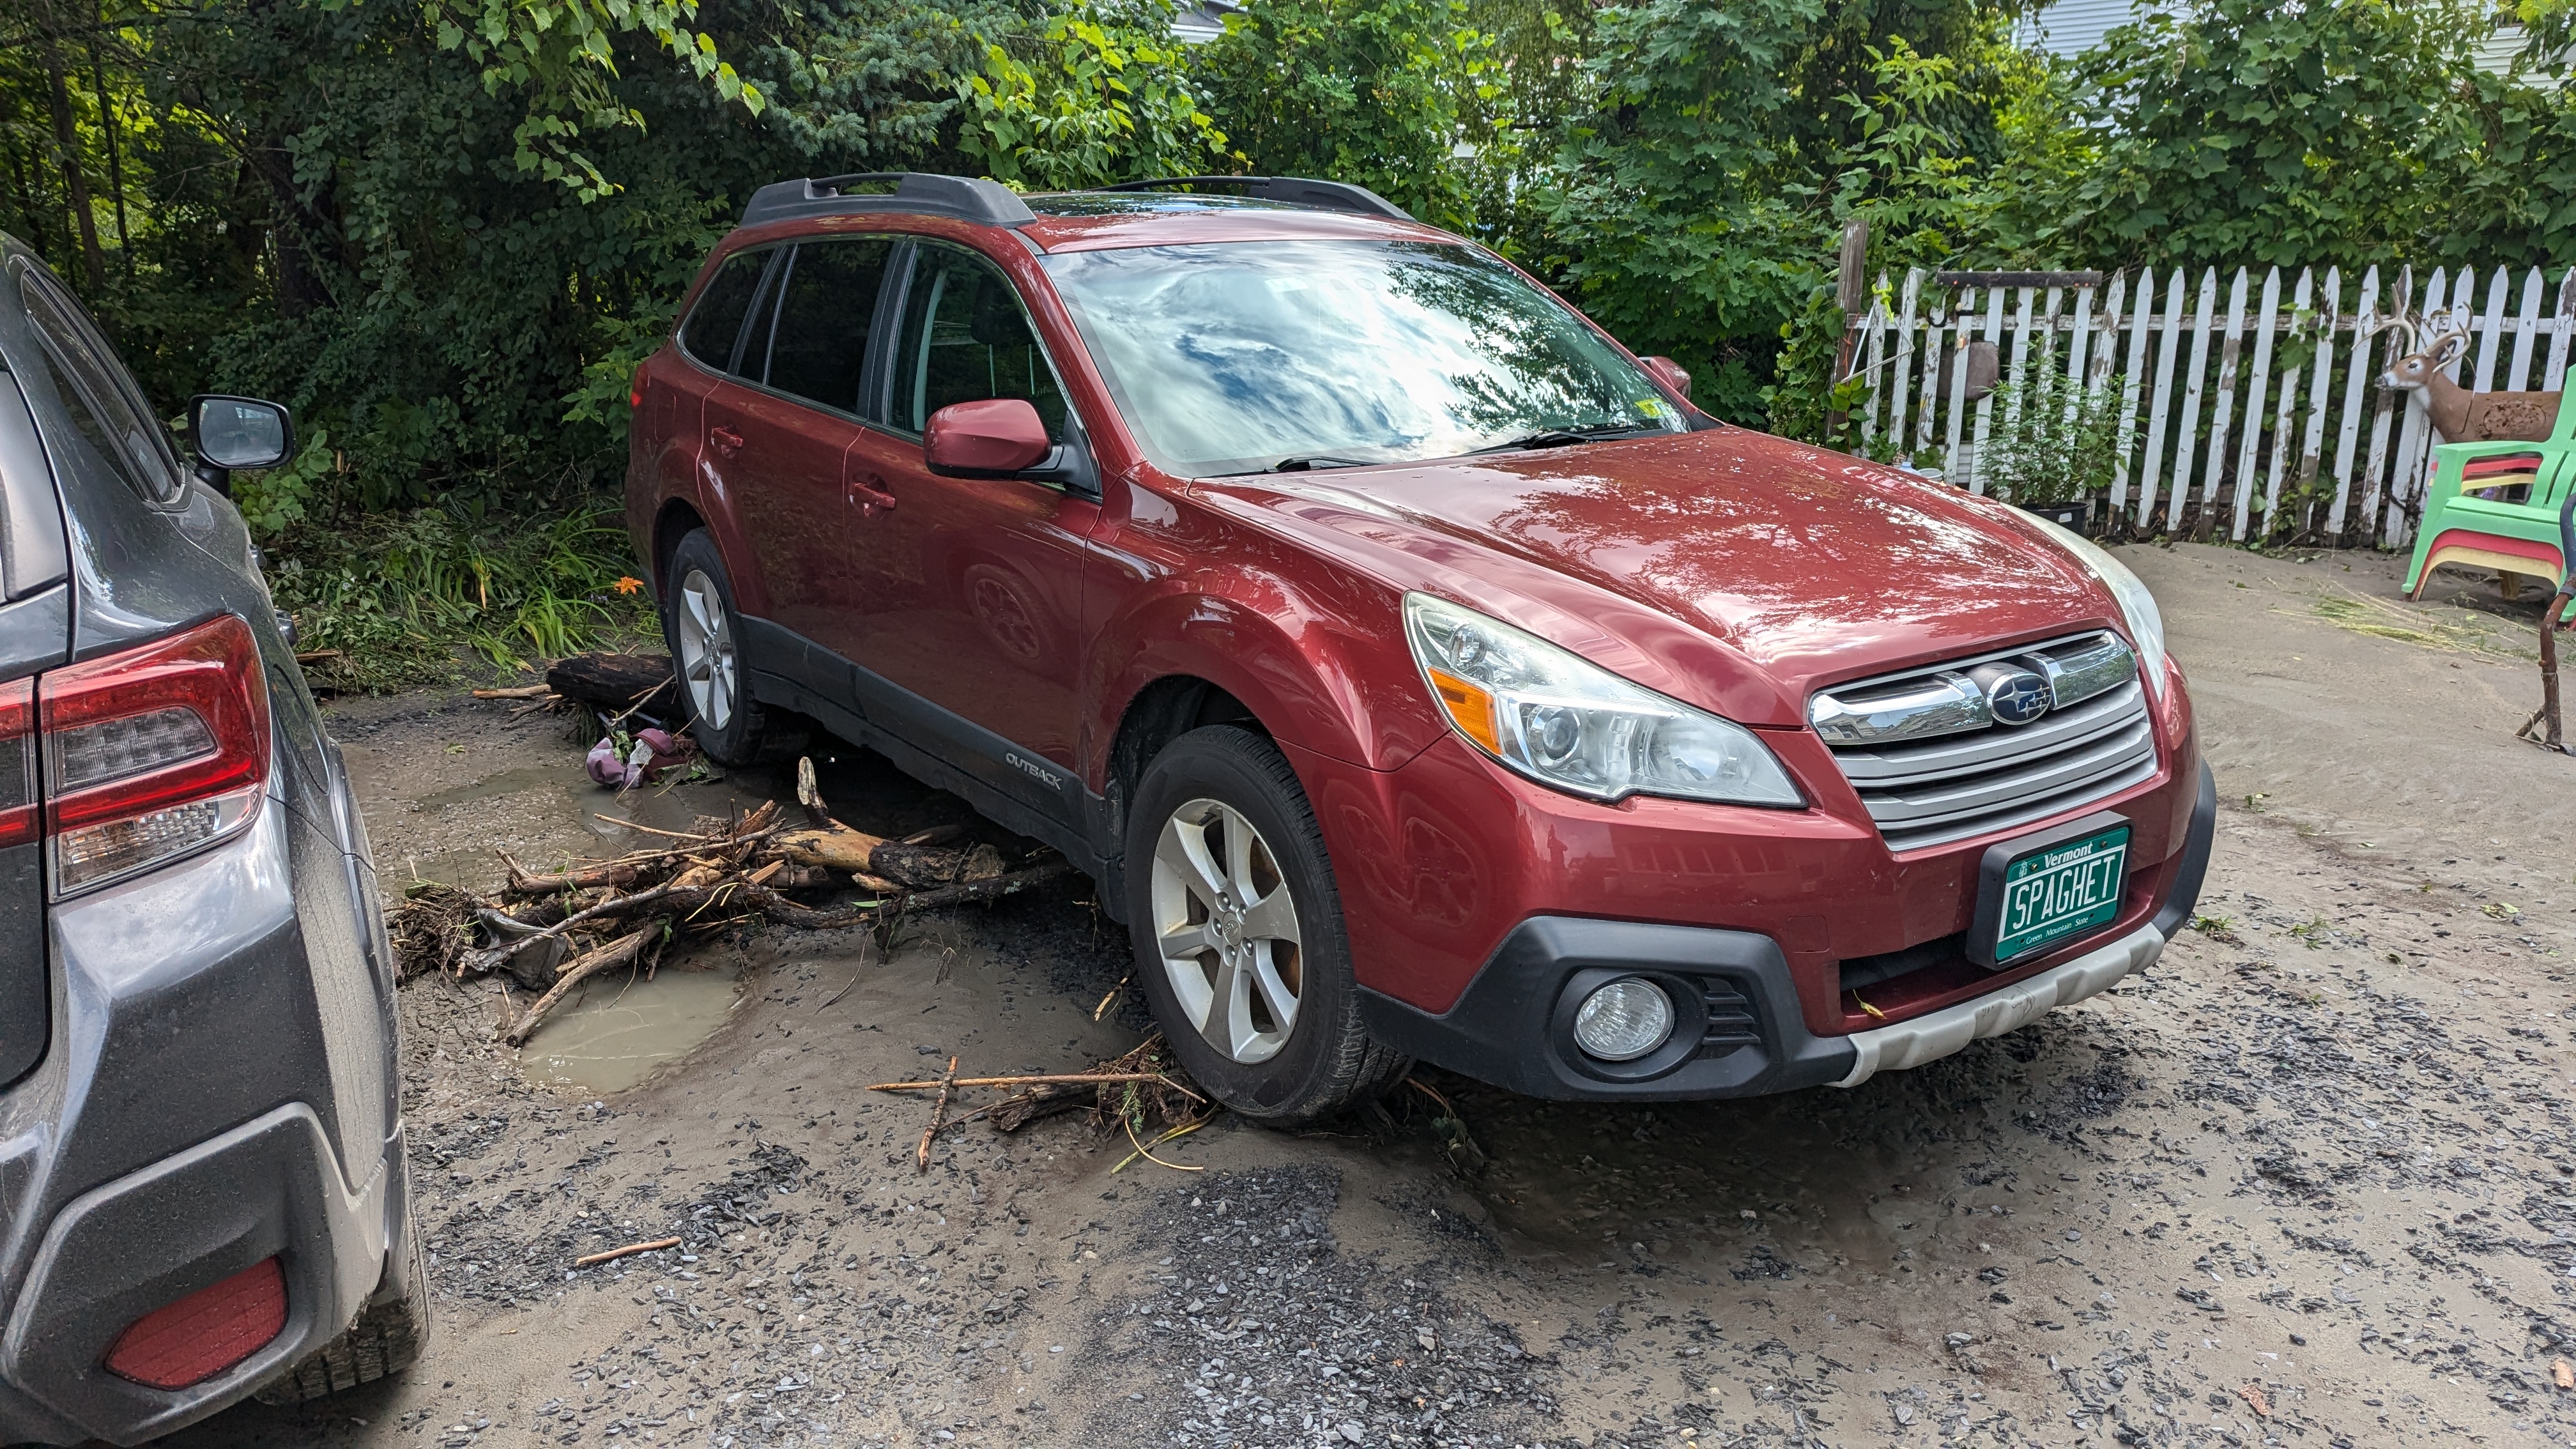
0;755;405;1445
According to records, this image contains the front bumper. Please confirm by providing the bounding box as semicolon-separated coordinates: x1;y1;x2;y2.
1356;761;2215;1101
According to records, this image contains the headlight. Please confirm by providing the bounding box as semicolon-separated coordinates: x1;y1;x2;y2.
2026;519;2170;698
1402;593;1803;806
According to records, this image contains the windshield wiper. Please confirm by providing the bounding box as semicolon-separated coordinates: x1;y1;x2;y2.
1266;455;1377;472
1472;424;1657;453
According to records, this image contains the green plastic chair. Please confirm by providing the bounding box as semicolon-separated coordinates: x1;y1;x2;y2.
2402;395;2576;607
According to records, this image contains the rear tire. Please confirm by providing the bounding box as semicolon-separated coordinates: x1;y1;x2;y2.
257;1236;427;1404
1124;726;1407;1126
660;530;800;767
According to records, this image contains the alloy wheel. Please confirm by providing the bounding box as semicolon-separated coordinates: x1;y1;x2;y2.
675;568;737;732
1150;797;1304;1064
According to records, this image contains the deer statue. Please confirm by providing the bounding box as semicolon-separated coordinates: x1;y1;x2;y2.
2377;318;2563;442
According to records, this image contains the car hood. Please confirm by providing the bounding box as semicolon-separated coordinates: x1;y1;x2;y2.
1199;427;2124;729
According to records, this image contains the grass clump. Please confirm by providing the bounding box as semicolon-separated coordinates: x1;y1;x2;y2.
2297;588;2527;664
264;504;654;693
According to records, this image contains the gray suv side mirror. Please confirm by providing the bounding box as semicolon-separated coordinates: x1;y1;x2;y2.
187;395;295;495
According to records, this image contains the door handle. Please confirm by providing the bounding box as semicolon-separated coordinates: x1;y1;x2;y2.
849;475;898;514
709;426;744;457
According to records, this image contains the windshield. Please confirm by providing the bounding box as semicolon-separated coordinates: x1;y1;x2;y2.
1039;240;1687;477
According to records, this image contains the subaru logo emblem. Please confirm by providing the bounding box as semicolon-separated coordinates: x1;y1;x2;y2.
1986;671;2051;726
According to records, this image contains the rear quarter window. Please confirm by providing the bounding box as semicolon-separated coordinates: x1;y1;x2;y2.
680;249;776;375
17;271;183;506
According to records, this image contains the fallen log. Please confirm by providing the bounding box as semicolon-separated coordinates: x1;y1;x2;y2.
547;653;679;716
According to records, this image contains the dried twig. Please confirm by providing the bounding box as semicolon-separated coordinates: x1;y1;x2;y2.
917;1055;958;1173
868;1071;1193;1094
574;1236;680;1268
1113;1114;1213;1173
473;684;555;700
1092;975;1129;1022
599;815;723;840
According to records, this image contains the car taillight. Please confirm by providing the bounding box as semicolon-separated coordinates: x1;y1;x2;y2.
40;614;270;895
0;681;35;852
629;366;646;411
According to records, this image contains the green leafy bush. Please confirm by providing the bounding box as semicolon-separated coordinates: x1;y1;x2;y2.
1193;0;1504;229
1974;365;2131;508
267;505;654;692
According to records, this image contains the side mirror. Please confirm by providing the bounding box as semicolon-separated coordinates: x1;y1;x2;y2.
1641;355;1693;402
188;395;294;495
924;399;1052;479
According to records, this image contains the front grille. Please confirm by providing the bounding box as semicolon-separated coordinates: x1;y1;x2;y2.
1814;634;2159;852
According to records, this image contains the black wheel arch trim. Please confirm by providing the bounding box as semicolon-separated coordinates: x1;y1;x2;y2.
2147;760;2218;943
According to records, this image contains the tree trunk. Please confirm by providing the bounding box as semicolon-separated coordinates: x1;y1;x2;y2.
38;33;106;291
88;22;128;272
1;126;47;257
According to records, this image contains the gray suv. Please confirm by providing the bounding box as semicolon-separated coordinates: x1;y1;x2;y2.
0;236;420;1442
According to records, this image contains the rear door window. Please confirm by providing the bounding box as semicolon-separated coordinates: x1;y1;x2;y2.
680;249;776;375
887;244;1068;441
19;272;183;505
760;239;895;414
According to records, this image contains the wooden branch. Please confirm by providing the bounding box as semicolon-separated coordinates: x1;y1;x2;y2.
465;882;678;974
881;861;1072;912
498;832;783;898
794;755;832;828
505;859;647;896
473;684;555;700
868;1071;1182;1092
917;1055;958;1173
502;924;658;1045
776;823;889;873
574;1236;680;1268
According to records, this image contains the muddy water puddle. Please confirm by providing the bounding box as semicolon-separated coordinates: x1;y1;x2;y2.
516;965;744;1094
339;733;775;886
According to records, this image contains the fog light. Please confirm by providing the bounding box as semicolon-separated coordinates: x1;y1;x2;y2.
1572;977;1673;1062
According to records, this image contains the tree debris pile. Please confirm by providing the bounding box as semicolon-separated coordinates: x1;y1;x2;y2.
386;763;1072;1045
871;1035;1213;1172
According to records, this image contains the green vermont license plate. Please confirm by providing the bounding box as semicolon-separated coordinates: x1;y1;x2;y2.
1991;824;2130;963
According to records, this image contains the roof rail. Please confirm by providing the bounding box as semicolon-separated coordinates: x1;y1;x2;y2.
740;173;1038;230
1091;176;1413;221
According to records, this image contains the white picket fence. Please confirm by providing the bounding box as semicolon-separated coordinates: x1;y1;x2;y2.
1851;263;2576;547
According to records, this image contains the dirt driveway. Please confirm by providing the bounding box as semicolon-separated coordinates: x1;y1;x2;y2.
160;543;2576;1449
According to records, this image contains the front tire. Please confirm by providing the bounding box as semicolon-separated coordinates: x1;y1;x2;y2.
1124;726;1406;1124
660;530;797;767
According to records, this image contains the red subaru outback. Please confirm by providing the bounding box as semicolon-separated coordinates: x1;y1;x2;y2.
624;172;2214;1123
